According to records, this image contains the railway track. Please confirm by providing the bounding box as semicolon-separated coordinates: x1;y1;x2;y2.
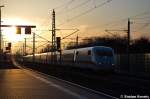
57;68;150;97
17;62;150;98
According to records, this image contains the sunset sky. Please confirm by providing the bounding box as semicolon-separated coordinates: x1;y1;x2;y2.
1;0;150;52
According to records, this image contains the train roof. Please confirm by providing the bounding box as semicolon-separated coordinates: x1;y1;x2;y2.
73;46;113;51
62;46;113;53
23;46;113;57
23;51;59;57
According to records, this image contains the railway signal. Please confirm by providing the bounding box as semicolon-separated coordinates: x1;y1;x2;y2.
16;27;21;34
56;37;61;50
8;43;11;48
6;47;10;51
25;27;31;34
1;25;36;35
5;42;11;52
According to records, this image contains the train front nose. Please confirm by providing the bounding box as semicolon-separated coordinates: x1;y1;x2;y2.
96;57;114;70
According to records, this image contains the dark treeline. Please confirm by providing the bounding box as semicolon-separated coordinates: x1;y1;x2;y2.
40;35;150;54
66;35;150;54
40;44;51;53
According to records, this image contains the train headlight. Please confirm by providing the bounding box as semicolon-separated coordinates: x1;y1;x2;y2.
112;64;115;66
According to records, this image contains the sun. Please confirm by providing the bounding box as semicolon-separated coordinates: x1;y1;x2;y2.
3;27;24;42
2;18;32;42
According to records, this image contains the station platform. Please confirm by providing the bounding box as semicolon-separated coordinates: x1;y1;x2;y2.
0;66;115;99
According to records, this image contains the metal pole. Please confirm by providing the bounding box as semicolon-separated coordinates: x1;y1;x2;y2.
76;35;78;49
127;18;130;72
51;9;56;63
52;9;56;51
0;5;4;53
24;38;26;55
33;32;35;63
21;46;23;56
23;43;24;56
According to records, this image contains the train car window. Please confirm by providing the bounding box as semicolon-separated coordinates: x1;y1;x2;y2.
88;50;91;55
96;50;113;56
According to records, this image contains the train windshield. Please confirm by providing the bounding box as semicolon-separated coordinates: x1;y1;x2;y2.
95;49;113;57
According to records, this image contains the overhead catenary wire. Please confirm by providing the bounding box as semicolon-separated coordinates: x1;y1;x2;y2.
58;0;113;26
61;29;79;40
52;0;75;11
103;10;150;39
131;10;150;19
36;0;76;30
133;17;150;20
102;10;150;27
57;0;92;15
35;33;51;43
40;0;113;40
130;12;150;33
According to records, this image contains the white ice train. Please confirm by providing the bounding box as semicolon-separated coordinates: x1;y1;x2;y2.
23;46;115;71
